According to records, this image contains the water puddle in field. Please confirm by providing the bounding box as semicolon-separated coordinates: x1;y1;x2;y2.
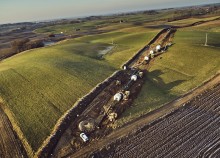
98;46;114;59
43;41;57;46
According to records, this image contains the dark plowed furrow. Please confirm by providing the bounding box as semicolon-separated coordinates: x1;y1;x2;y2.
146;113;220;158
93;84;220;158
164;120;220;158
186;131;220;158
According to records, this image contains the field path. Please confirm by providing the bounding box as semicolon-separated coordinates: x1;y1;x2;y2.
0;104;26;158
68;73;220;157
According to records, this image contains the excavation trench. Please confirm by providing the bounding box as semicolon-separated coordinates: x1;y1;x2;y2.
49;28;176;158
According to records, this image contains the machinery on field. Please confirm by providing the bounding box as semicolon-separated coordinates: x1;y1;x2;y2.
77;68;144;131
76;28;176;144
101;69;143;122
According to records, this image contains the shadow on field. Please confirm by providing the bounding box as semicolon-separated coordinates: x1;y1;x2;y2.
147;69;185;92
132;22;144;26
208;44;220;47
145;24;173;29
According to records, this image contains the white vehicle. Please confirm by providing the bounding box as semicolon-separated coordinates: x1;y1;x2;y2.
114;93;123;101
156;45;161;52
131;75;138;81
80;133;89;142
150;50;154;54
144;56;149;61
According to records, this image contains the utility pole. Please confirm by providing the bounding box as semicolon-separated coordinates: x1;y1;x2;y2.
205;33;208;46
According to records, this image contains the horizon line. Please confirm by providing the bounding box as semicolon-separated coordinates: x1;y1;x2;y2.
0;2;219;25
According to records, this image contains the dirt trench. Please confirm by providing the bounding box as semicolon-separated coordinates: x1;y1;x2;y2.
69;73;220;158
51;28;176;158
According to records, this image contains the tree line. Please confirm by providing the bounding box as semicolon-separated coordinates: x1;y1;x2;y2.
11;38;44;53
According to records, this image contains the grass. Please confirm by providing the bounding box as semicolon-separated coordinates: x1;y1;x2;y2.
167;15;220;26
117;21;220;126
0;46;115;150
35;8;198;35
181;20;220;32
0;24;158;151
1;10;220;153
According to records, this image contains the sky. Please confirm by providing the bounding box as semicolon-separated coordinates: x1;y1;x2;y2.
0;0;219;24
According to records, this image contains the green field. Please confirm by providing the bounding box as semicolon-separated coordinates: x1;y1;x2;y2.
35;12;167;34
167;15;220;26
0;24;157;151
117;20;220;125
1;9;220;153
35;8;220;36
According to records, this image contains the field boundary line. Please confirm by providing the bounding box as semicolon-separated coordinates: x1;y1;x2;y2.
0;100;34;157
173;17;220;28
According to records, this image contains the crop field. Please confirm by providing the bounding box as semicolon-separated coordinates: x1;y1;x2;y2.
167;15;220;26
93;82;220;158
182;19;220;32
34;10;175;35
49;27;175;158
117;19;220;126
0;6;220;156
0;22;158;151
0;104;26;158
0;49;114;151
35;13;220;37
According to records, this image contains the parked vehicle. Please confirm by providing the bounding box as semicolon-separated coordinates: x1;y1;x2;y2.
80;133;89;142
